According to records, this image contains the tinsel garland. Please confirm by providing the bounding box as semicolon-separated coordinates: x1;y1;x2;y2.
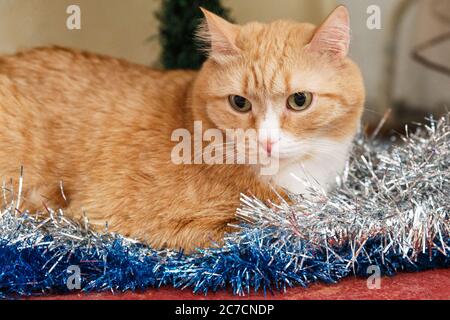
0;114;449;298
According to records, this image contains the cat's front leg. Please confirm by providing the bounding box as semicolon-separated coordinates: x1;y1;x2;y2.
140;205;238;253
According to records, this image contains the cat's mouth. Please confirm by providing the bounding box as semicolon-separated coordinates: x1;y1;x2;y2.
257;141;307;160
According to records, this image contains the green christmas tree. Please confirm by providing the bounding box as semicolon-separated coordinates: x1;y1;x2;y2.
156;0;232;70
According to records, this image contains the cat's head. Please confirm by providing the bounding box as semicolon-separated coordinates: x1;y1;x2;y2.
191;6;365;167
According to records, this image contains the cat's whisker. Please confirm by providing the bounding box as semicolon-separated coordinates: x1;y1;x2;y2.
193;142;237;160
281;145;347;161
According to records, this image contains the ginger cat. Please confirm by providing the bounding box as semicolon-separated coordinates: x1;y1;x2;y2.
0;7;364;252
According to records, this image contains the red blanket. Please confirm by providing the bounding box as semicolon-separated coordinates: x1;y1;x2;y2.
31;269;450;300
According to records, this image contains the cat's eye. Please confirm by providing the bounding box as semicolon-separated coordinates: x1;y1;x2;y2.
287;92;314;111
228;95;252;113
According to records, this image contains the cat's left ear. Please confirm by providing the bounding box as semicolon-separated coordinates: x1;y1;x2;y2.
307;6;351;58
198;7;240;60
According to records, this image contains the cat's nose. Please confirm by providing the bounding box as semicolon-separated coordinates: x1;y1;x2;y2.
261;140;273;157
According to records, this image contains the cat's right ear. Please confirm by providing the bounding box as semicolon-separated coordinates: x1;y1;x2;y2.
197;7;240;61
307;6;351;58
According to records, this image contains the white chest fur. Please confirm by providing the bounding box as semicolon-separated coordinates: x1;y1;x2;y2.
271;139;352;195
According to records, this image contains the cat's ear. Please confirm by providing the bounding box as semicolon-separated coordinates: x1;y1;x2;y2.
198;7;240;60
307;6;351;58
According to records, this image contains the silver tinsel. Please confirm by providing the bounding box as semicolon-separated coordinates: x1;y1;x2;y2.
236;114;449;262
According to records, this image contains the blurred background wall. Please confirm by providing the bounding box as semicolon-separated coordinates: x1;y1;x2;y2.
0;0;448;128
0;0;335;65
339;0;450;126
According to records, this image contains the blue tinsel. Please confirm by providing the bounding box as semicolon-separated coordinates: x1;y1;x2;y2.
0;229;449;298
